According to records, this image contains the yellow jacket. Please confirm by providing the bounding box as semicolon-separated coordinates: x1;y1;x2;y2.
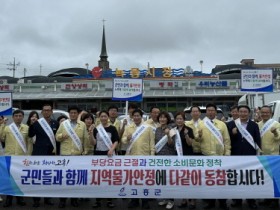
56;120;89;155
1;124;31;155
198;118;231;156
122;123;155;155
185;119;201;153
258;120;280;155
144;119;160;132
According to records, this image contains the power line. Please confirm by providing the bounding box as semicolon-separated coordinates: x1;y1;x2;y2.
7;57;20;78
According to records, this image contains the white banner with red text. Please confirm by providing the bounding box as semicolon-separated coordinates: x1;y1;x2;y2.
0;156;279;198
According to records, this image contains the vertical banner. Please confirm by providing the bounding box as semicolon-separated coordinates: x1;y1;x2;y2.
241;69;273;92
0;92;13;116
112;78;143;101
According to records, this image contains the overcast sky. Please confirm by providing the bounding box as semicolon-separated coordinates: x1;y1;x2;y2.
0;0;279;77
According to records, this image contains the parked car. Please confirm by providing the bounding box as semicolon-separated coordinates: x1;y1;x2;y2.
184;106;224;121
4;109;69;125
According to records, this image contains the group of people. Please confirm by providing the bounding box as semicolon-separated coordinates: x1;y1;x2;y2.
0;102;279;210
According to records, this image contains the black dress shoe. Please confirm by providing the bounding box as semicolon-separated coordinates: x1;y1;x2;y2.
107;201;115;208
16;199;26;206
128;201;139;208
142;203;150;209
231;201;242;208
92;202;101;208
33;201;40;208
3;200;12;208
248;203;257;209
58;201;66;208
189;204;196;209
220;204;229;210
178;202;188;208
204;204;215;210
44;199;54;206
71;200;79;207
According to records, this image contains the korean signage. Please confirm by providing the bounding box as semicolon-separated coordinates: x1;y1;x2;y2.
61;83;92;91
196;80;228;89
0;84;13;91
112;78;143;101
241;69;273;92
0;156;279;198
150;81;182;89
0;92;12;116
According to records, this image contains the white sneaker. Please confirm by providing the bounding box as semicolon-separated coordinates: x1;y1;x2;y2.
166;201;174;209
158;200;168;206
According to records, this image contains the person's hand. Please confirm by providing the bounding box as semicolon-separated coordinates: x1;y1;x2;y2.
123;119;128;126
164;128;170;135
127;134;132;142
198;129;202;137
271;127;278;135
107;149;114;157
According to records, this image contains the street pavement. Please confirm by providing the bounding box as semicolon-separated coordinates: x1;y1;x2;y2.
0;197;278;210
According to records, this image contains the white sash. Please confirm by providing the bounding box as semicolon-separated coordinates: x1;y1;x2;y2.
155;135;168;153
260;119;277;137
203;118;224;148
235;119;260;150
96;125;115;154
126;124;148;154
38;118;56;152
174;128;183;156
9;123;27;154
63;120;82;152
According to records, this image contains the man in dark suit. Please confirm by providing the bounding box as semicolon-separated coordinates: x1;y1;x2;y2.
28;104;59;208
227;105;261;209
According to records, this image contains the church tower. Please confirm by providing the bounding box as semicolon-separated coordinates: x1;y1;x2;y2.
98;22;110;70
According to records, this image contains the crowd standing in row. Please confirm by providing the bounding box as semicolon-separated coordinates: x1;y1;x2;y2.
0;103;279;210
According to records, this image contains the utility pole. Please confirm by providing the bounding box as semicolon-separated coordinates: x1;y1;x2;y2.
39;64;42;75
7;57;20;78
23;68;27;77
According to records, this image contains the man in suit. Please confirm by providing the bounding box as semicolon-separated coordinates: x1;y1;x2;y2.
28;104;59;208
227;105;261;209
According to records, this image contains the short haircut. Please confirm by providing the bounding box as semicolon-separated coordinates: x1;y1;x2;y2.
42;104;52;110
238;105;251;113
68;106;80;113
132;109;143;117
128;103;138;110
175;111;186;120
108;105;118;112
261;105;272;113
13;109;24;116
81;113;94;122
99;110;109;117
157;111;171;124
190;106;201;112
230;105;238;111
206;103;217;111
149;106;160;113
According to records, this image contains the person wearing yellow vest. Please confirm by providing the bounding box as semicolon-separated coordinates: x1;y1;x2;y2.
258;105;280;208
144;106;160;133
197;104;230;210
0;110;30;207
56;106;89;208
122;109;155;209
